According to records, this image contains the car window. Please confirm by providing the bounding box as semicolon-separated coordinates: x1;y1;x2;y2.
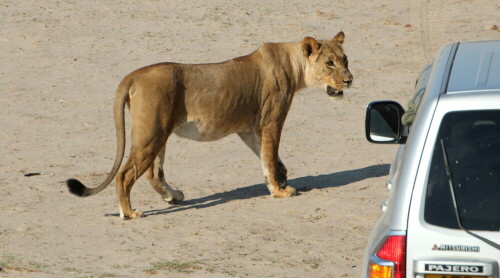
401;65;432;126
425;110;500;231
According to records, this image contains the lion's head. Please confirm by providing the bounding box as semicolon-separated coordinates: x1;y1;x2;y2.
301;32;353;97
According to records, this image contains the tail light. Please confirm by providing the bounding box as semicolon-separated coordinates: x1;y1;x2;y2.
368;235;406;278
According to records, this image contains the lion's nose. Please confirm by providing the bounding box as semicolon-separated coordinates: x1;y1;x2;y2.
343;79;352;88
343;72;353;88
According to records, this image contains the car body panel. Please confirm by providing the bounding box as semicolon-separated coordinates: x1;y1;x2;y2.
448;41;500;93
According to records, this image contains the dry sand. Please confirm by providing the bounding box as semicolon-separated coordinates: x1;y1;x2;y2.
1;0;498;277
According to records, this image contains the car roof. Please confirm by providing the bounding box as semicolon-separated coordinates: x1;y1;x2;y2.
447;40;500;94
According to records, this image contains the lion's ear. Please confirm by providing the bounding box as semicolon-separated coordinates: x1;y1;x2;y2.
301;37;322;58
332;31;345;45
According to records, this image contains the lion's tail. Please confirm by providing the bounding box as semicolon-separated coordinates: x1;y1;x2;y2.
66;80;131;197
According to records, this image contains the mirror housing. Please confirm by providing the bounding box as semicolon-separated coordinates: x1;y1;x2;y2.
365;101;406;144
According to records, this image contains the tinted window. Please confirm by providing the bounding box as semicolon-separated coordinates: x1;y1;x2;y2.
425;111;500;231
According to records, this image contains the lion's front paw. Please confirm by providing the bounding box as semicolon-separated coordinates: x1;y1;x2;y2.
272;186;297;198
128;209;144;219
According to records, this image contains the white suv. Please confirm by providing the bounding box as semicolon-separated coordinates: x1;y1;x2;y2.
362;40;500;278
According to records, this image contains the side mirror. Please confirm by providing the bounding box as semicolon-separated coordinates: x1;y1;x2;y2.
365;101;406;144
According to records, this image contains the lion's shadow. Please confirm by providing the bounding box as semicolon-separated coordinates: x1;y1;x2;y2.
125;163;389;218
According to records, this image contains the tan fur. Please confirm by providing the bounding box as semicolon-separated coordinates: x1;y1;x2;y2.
67;32;353;219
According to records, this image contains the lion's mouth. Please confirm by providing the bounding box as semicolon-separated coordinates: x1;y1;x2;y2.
327;86;343;97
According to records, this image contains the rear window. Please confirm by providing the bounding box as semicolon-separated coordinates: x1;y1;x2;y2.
425;110;500;231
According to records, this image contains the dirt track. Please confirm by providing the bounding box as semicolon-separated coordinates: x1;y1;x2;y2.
1;1;498;277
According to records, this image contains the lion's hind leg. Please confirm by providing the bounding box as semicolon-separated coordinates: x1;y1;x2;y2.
116;154;154;219
146;144;184;204
116;112;170;219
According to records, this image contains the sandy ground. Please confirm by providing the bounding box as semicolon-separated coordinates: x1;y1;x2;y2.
1;0;498;277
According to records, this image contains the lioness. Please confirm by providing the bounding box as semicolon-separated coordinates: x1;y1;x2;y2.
67;32;353;219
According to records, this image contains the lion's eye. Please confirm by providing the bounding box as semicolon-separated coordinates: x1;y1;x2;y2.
326;61;334;67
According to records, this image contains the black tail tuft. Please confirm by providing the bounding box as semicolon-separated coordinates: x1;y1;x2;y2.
66;179;88;197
